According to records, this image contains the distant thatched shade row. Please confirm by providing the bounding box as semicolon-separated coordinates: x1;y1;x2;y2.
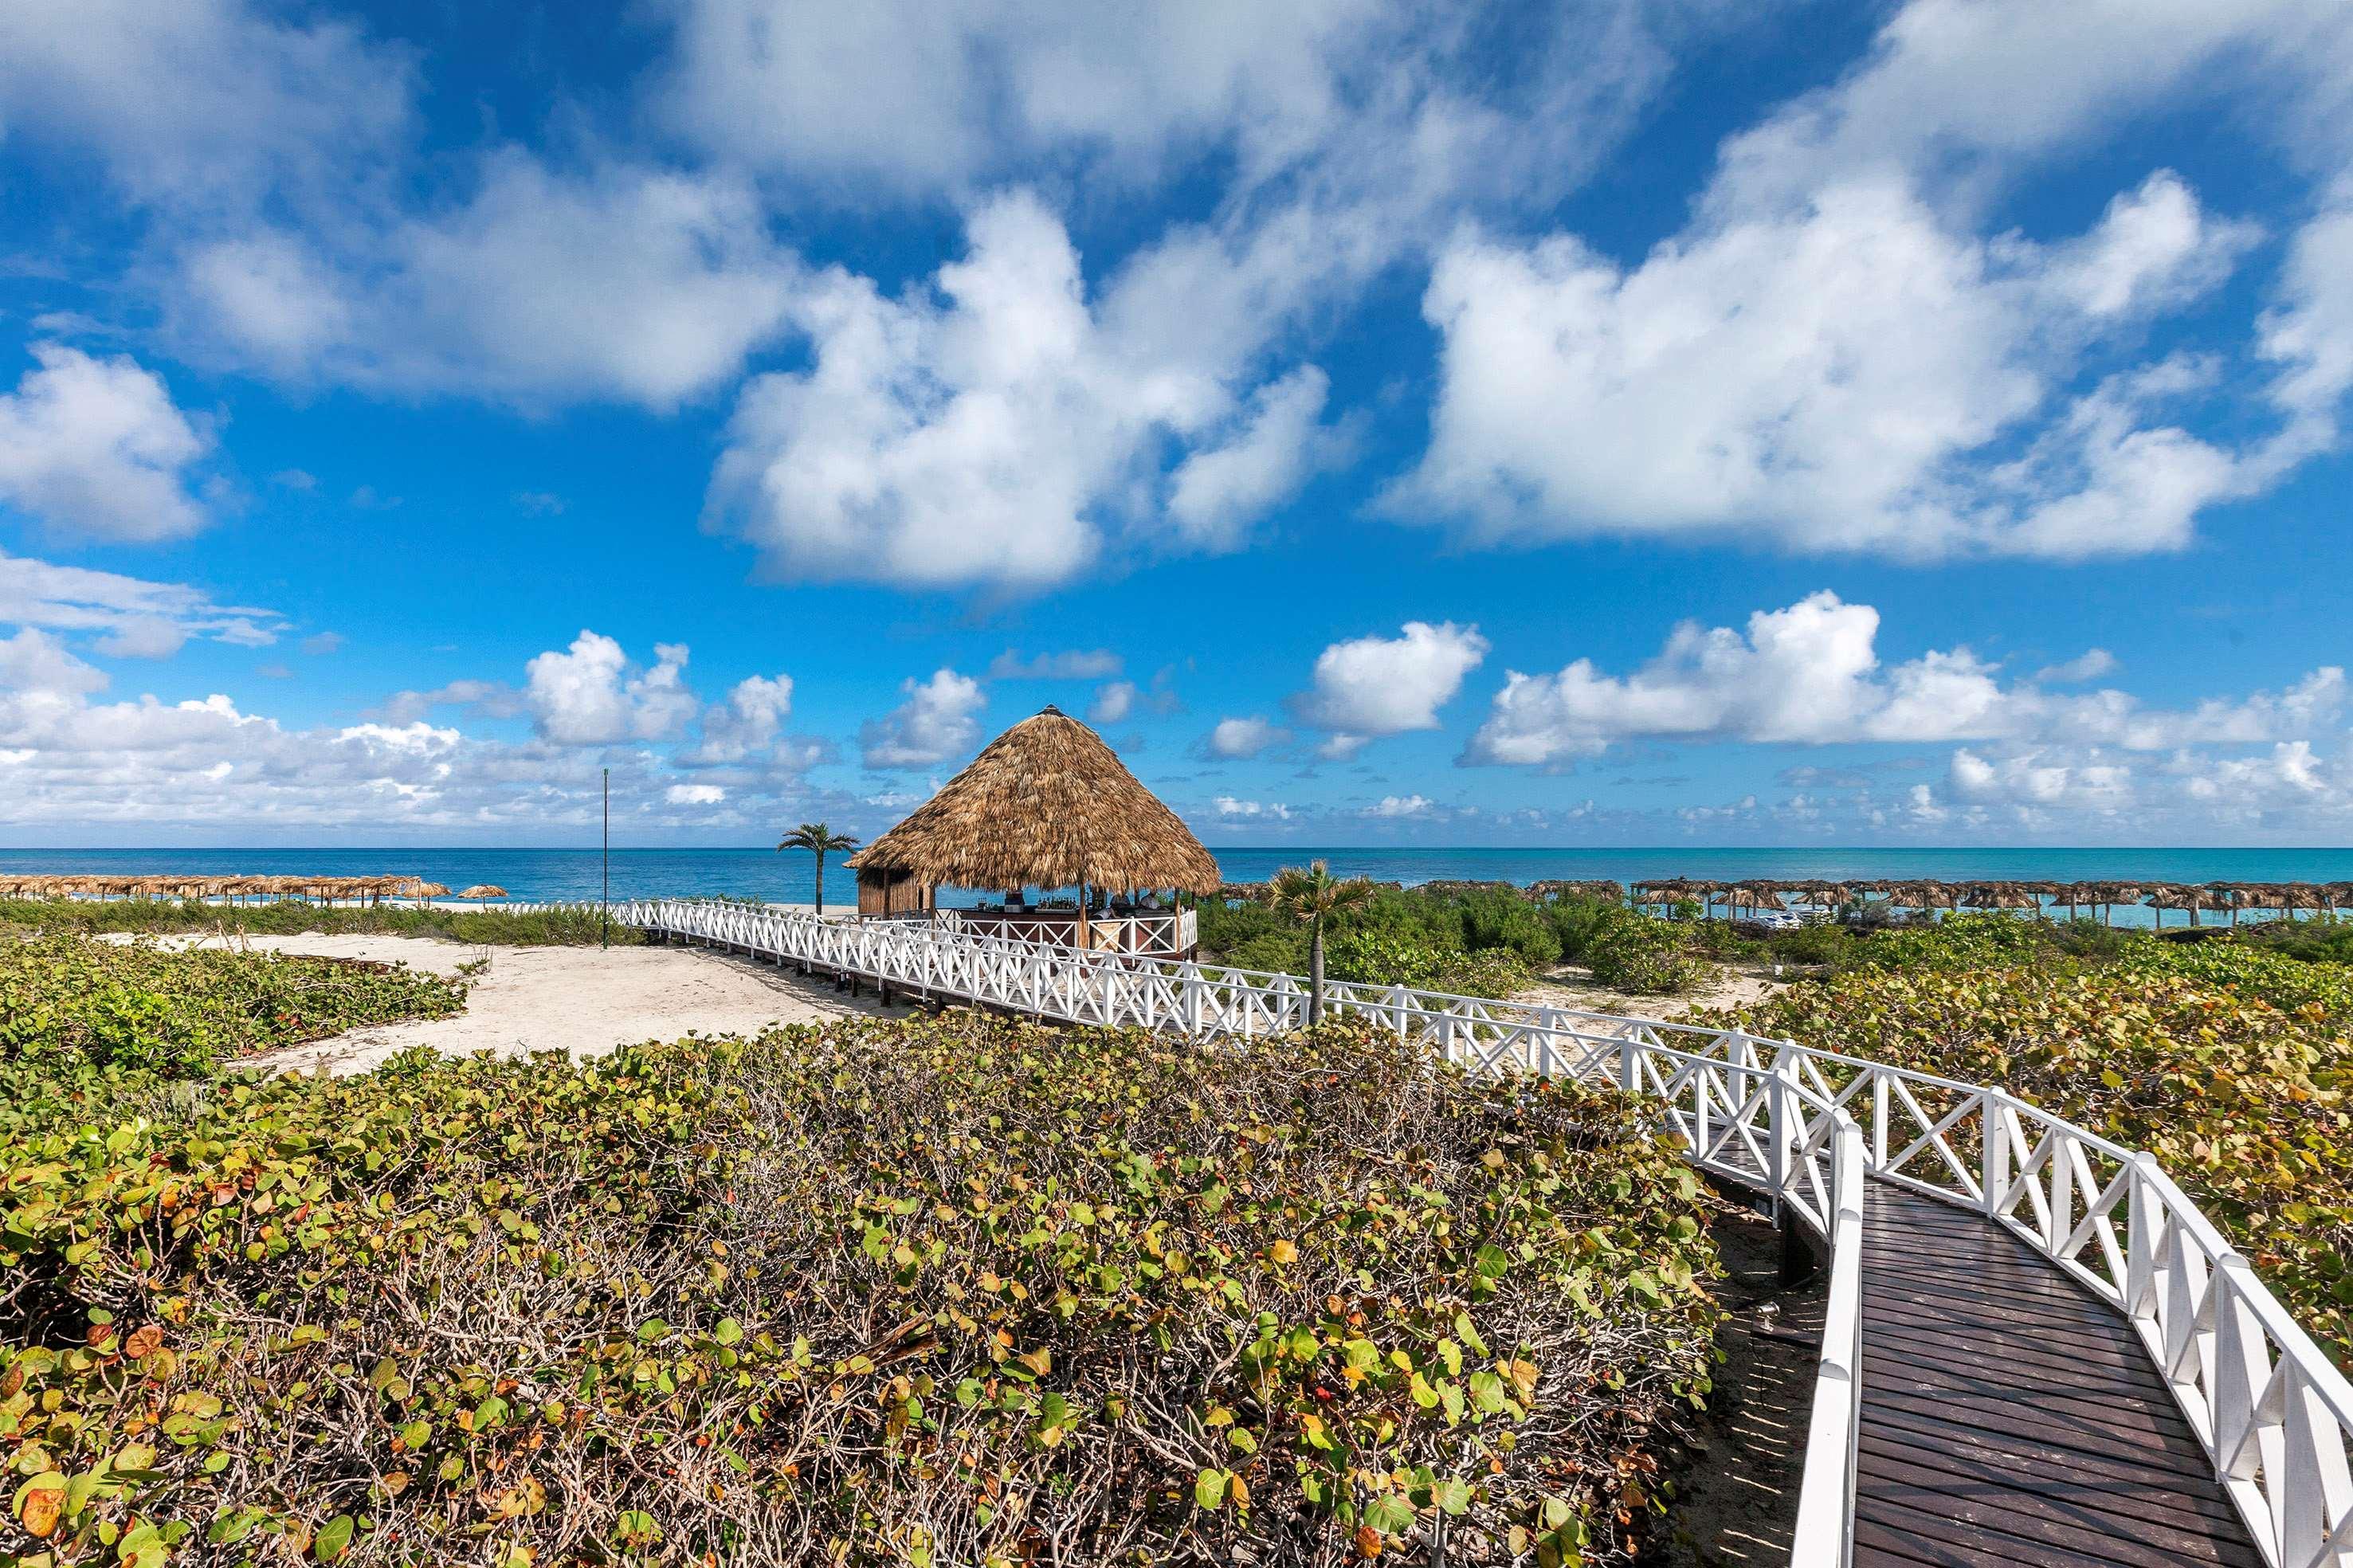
0;873;502;902
849;708;1222;896
1199;877;2353;916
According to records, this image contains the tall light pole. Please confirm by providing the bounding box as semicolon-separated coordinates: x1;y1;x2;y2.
602;766;610;950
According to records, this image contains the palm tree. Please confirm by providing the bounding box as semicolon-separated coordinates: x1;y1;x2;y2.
778;822;860;915
1265;860;1376;1028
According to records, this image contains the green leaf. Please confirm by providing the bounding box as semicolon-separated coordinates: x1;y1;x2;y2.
1363;1493;1415;1535
636;1319;670;1343
1195;1468;1226;1510
312;1515;355;1562
712;1317;743;1346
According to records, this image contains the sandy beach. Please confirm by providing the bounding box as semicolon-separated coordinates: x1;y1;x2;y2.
137;931;887;1075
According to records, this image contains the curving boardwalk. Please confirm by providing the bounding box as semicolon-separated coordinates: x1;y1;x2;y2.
1855;1185;2257;1568
580;899;2347;1568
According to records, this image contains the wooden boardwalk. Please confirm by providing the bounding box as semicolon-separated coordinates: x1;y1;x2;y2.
1851;1184;2261;1568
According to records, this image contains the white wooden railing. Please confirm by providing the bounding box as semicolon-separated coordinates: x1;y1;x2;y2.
596;897;2350;1568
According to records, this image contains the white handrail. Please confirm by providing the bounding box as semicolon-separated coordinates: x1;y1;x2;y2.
595;896;2347;1568
1790;1111;1865;1568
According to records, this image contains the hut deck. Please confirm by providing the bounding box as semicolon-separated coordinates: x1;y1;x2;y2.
1850;1183;2260;1568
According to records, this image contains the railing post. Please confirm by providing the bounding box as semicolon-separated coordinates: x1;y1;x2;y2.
1981;1089;2010;1217
2124;1153;2161;1325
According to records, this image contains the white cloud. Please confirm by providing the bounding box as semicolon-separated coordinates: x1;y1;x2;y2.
0;345;214;542
707;191;1341;589
680;673;794;766
523;633;698;746
658;0;1439;196
2259;201;2353;460
1204;715;1288;760
1398;169;2264;560
0;547;284;653
666;783;727;806
1088;680;1137;725
0;628;111;699
1365;794;1432;817
1166;367;1340;547
1465;591;2346;765
861;668;986;769
178;158;802;409
988;649;1122;680
2035;649;2119;684
0;0;414;213
1214;795;1291;820
1292;620;1488;741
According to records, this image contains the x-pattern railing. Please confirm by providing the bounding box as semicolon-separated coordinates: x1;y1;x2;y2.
590;897;2351;1568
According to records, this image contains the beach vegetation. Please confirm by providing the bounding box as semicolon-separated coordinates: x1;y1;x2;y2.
0;1013;1718;1566
0;898;643;947
0;931;465;1078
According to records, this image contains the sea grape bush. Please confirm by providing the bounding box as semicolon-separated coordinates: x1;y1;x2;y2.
1;1014;1720;1567
0;898;641;948
1578;915;1701;997
0;933;464;1076
1704;923;2353;1366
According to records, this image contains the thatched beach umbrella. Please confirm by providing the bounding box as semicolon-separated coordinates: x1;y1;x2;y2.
848;708;1219;947
413;882;450;906
458;884;508;902
2143;884;2218;928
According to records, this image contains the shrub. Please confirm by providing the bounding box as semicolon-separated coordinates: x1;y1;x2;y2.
1583;913;1703;995
0;897;643;947
1218;930;1308;975
1451;889;1563;967
1759;922;1851;967
1543;896;1622;963
1436;947;1535;999
1322;927;1447;988
0;931;465;1075
0;1015;1720;1566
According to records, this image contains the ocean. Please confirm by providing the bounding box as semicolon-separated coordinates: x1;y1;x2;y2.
4;846;2350;926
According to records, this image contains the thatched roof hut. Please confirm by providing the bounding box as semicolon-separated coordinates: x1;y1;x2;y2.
458;884;508;901
847;707;1220;898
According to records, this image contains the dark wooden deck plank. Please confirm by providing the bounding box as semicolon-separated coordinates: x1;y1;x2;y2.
1849;1182;2257;1568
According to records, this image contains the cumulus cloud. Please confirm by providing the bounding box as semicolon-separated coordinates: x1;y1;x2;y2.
1214;795;1291;820
679;673;794;765
1203;715;1288;760
1465;591;2345;765
1396;170;2268;559
666;782;727;806
1166;367;1342;547
0;346;214;542
1365;794;1432;817
707;192;1342;590
860;669;986;769
0;548;284;655
523;633;698;746
1292;621;1488;747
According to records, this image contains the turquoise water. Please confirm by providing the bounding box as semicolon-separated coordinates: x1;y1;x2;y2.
4;846;2350;926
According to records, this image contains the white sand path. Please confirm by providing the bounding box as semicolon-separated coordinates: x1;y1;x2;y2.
132;932;888;1075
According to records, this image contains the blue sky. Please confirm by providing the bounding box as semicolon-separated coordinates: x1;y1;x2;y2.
2;0;2350;848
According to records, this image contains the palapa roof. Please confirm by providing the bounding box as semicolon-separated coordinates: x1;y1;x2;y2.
846;707;1221;895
